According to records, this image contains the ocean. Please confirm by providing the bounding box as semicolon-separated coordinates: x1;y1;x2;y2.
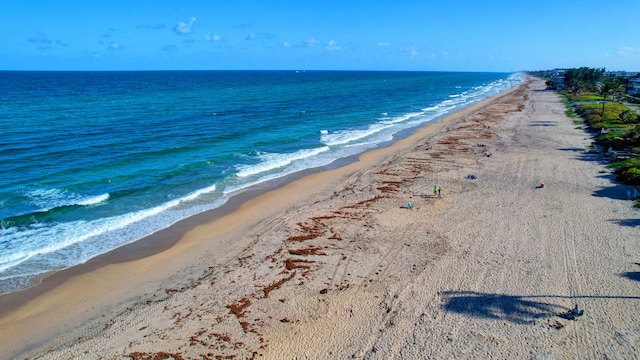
0;70;521;295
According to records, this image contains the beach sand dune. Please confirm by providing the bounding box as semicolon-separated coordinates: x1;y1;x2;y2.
3;77;639;359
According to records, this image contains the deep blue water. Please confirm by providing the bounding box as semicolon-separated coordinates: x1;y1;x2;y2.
0;70;521;294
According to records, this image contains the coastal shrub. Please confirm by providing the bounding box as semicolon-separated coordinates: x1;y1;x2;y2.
559;92;571;104
619;110;639;124
610;158;640;186
575;104;635;137
574;94;603;102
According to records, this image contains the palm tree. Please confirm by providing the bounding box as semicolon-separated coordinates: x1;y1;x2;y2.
568;81;584;101
619;110;637;124
613;82;626;102
629;123;640;145
597;81;615;116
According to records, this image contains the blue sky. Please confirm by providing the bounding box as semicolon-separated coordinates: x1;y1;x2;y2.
1;0;638;72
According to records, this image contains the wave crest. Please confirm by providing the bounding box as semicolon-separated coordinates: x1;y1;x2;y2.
235;147;330;178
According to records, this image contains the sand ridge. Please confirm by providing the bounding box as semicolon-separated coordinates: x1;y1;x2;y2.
4;77;640;359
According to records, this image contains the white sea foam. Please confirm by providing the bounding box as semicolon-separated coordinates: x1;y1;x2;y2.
76;193;110;206
319;113;429;146
26;188;109;211
439;105;457;113
178;183;218;203
225;153;338;197
0;183;221;280
382;112;423;125
0;208;163;276
323;73;522;150
235;146;330;178
321;125;387;146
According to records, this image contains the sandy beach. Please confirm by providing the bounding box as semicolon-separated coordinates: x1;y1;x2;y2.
2;76;639;359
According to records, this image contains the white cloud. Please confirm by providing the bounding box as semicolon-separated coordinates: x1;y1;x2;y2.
325;40;343;51
405;48;419;58
245;32;275;41
305;38;319;47
283;41;292;48
377;42;390;47
204;32;224;42
618;46;639;55
174;17;197;35
108;42;121;50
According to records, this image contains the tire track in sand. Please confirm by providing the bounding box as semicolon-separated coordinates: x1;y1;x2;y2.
561;215;588;359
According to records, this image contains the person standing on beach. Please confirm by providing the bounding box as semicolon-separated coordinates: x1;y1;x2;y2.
437;186;442;198
434;185;439;197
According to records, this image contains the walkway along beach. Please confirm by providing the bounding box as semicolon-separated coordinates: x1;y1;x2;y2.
2;77;639;359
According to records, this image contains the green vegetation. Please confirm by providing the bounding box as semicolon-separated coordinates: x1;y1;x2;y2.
573;102;640;151
564;67;606;96
529;67;640;202
609;157;640;186
558;92;579;119
574;94;602;102
575;103;632;131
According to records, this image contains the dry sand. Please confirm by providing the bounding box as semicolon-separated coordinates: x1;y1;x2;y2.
2;77;639;359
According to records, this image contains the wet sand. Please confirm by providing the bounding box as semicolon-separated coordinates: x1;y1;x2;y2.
2;77;639;359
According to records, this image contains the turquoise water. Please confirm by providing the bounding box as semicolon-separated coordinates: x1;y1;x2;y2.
0;70;521;294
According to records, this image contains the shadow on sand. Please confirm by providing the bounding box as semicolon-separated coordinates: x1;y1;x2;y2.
620;272;640;283
557;147;587;152
611;218;640;228
555;145;638;202
440;291;561;324
557;147;609;165
441;291;640;324
592;185;631;200
529;121;557;127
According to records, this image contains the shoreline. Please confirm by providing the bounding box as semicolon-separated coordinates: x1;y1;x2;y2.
0;84;497;300
4;76;639;359
0;80;516;305
0;77;526;357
